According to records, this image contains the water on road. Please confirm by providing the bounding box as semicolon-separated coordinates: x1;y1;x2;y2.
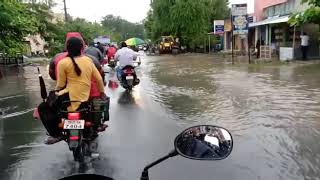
1;54;320;180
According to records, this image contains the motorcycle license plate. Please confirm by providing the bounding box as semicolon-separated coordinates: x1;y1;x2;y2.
63;120;85;129
126;76;134;80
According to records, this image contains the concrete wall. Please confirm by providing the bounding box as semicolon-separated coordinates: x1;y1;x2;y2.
254;0;288;21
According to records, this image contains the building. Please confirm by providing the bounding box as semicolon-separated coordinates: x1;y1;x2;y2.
24;34;47;56
249;0;319;59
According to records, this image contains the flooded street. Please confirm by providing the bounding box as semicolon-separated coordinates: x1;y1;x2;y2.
1;54;320;180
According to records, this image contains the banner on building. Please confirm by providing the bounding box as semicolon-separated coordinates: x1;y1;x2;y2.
231;4;248;35
213;20;225;35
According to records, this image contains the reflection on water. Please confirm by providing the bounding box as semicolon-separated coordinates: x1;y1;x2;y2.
0;66;48;179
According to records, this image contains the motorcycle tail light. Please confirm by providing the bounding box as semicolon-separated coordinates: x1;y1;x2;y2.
69;136;79;141
123;69;134;74
68;113;80;120
85;121;92;127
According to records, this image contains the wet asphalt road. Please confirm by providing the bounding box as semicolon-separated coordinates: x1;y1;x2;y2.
1;54;320;180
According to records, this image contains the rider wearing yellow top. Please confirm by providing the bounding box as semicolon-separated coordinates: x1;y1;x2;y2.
56;37;106;111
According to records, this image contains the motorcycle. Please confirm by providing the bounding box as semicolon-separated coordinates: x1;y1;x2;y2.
36;67;109;163
59;99;109;163
118;65;140;91
59;125;233;180
108;57;117;69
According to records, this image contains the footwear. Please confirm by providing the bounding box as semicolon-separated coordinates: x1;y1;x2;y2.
44;136;62;145
97;124;108;132
133;78;140;86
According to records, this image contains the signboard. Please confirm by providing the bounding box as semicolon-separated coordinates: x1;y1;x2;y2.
231;4;247;16
232;15;248;34
94;36;111;45
224;19;232;32
231;4;248;35
214;20;224;35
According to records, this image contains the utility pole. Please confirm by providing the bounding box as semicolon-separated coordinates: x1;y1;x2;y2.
63;0;68;22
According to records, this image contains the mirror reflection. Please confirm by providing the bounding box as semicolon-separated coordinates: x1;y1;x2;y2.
175;125;233;160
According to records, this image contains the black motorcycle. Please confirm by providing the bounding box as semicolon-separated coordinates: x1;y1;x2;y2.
108;57;117;69
36;67;109;163
118;65;140;91
59;125;233;180
59;99;109;163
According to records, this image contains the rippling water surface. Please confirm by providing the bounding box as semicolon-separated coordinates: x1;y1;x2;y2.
1;55;320;180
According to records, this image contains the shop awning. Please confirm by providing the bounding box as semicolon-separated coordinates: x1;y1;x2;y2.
249;15;289;27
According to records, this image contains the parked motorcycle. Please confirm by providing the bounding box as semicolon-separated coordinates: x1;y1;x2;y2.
118;65;140;91
59;125;233;180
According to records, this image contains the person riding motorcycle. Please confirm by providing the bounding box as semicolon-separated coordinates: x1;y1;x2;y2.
42;35;107;144
56;37;106;111
42;37;106;144
85;43;104;64
107;44;117;61
49;32;105;98
114;42;139;84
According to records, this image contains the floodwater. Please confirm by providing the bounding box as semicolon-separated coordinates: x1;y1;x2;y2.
1;54;320;180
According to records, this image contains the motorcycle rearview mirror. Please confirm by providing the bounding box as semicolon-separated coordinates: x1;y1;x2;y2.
174;125;233;160
141;125;233;180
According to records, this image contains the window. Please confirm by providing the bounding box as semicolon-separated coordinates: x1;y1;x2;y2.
284;0;294;14
268;6;275;17
274;5;281;16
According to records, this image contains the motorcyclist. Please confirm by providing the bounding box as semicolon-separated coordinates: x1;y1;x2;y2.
96;42;106;58
43;37;106;144
42;34;108;144
107;44;117;61
85;43;104;63
114;42;139;84
56;37;106;111
49;32;105;98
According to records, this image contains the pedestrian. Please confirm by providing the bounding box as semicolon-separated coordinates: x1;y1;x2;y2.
300;32;309;60
256;40;260;59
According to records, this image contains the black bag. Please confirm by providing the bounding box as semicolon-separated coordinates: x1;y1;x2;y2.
38;101;61;137
47;91;59;108
38;91;70;137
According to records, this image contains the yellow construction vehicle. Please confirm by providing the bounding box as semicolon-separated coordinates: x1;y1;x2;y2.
159;36;175;54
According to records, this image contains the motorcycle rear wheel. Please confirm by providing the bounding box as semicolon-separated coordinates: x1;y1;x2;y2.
73;145;85;163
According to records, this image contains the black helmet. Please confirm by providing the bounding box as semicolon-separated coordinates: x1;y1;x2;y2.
121;41;127;48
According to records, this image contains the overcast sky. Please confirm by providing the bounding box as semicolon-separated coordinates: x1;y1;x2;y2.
53;0;254;23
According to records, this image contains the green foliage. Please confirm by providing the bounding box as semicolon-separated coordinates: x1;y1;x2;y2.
47;18;117;56
0;1;123;56
0;1;39;54
289;0;320;26
144;0;229;46
101;15;145;41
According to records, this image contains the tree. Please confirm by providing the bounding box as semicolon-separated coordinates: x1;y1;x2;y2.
289;0;320;27
144;0;229;47
0;1;39;54
101;15;145;40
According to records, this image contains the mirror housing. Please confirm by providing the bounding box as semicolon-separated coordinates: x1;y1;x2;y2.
174;125;233;160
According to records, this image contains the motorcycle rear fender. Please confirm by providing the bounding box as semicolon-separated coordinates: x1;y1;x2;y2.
68;130;80;149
